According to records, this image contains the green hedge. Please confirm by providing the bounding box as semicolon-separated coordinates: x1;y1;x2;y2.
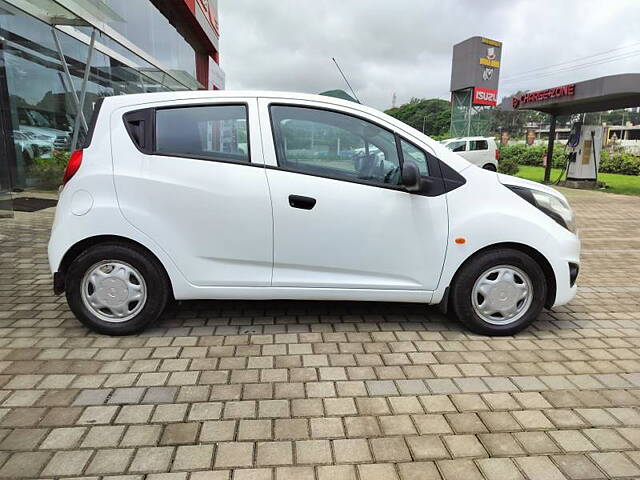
599;150;640;176
497;156;519;175
499;144;567;168
29;150;70;189
500;144;640;176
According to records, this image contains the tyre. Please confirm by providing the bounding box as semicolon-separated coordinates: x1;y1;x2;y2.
65;242;169;335
482;163;497;171
450;248;546;336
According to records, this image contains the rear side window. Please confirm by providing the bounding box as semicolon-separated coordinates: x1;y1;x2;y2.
155;105;249;163
469;139;488;151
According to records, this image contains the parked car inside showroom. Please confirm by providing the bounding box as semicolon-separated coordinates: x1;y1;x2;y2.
48;91;580;336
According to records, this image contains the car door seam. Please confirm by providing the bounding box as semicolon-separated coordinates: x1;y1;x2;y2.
257;98;277;287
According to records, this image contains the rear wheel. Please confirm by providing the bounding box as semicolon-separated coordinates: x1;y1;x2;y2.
450;248;546;335
482;163;497;171
65;243;169;335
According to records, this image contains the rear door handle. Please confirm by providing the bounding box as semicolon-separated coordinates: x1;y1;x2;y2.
288;194;316;210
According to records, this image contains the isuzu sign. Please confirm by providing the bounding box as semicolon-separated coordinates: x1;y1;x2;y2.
512;84;576;108
473;87;498;106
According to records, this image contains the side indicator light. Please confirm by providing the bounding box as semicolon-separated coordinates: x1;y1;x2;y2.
455;238;466;244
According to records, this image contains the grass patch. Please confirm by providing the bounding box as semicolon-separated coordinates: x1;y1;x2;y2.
515;165;640;196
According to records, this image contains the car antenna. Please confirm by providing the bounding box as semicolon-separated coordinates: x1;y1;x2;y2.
332;57;361;104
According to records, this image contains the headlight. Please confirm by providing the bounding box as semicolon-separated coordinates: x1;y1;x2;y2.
506;185;576;233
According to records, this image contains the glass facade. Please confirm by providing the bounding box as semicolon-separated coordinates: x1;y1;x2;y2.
104;0;196;81
0;0;220;192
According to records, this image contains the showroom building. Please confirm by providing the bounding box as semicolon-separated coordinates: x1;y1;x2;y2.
0;0;224;191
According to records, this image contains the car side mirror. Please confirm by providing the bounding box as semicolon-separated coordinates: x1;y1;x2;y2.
401;160;422;192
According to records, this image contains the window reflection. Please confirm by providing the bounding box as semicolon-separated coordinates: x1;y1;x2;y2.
102;0;197;81
0;0;190;190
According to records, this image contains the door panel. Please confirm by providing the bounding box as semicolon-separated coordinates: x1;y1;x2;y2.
260;99;448;291
111;98;273;287
266;169;448;290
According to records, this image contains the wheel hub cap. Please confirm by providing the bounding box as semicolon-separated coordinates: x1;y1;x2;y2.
471;265;533;325
96;277;129;306
81;261;147;323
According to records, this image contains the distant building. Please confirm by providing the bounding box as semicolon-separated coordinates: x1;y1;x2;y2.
0;0;224;191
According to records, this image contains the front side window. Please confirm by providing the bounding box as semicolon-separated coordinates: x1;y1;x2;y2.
446;140;466;152
270;106;401;186
400;139;429;176
469;139;488;151
155;105;249;162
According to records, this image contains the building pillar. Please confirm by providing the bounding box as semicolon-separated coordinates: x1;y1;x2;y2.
195;51;209;89
544;114;557;184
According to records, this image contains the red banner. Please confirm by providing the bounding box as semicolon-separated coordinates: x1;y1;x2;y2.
473;87;498;106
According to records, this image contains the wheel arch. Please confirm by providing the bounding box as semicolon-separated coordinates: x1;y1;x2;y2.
448;242;556;309
54;234;174;296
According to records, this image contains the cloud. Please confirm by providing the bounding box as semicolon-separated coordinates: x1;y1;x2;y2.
220;0;640;110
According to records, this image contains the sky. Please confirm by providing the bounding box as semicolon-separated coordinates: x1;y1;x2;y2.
219;0;640;111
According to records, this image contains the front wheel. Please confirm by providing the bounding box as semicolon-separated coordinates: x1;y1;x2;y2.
450;248;546;335
65;243;169;335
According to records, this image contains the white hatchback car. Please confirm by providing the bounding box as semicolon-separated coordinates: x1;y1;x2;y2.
48;91;580;336
441;136;499;171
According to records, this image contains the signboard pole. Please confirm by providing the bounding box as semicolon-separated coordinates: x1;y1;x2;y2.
544;114;557;183
466;90;472;137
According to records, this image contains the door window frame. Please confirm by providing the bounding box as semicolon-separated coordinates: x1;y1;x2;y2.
268;102;445;195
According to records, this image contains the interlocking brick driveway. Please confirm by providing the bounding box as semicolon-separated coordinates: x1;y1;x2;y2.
1;187;640;479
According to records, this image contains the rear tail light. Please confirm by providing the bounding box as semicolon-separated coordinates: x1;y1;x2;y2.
62;149;83;186
495;149;500;161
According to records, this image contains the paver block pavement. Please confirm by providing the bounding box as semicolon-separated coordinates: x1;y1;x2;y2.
214;442;254;468
2;189;640;478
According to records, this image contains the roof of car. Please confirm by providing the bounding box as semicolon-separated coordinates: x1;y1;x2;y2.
102;90;365;110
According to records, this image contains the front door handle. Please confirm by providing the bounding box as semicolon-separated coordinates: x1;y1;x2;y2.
288;194;316;210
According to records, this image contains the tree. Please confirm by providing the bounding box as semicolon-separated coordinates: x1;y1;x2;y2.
385;98;451;137
491;91;548;137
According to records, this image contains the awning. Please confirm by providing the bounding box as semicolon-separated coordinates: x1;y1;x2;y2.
503;73;640;115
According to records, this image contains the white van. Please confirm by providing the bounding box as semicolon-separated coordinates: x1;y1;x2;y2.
48;91;579;336
442;136;499;170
